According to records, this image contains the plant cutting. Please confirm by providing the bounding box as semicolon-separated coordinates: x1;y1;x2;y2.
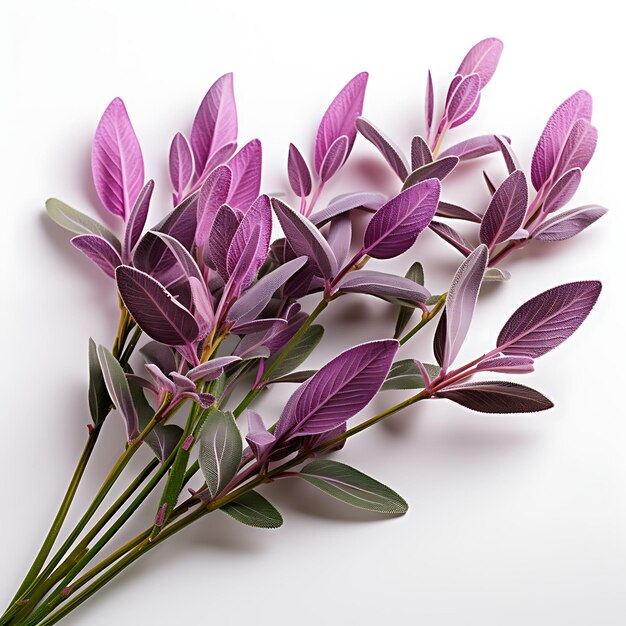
0;37;605;626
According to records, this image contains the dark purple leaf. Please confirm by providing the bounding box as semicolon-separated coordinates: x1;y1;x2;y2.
116;266;199;346
436;381;552;413
287;143;312;198
411;135;433;170
314;72;368;174
356;117;409;180
364;179;440;259
402;156;459;190
494;135;519;173
429;221;472;256
456;38;503;88
226;139;262;210
483;170;497;195
232;318;288;335
533;204;607;241
476;356;535;373
169;133;193;203
88;337;110;425
246;411;276;460
223;224;263;297
152;232;203;283
425;71;434;139
439;245;488;369
497;281;602;358
552;119;597;182
195;165;232;246
274;339;398;439
439;134;504;161
190;73;237;179
310;192;386;227
338;270;430;305
319;135;349;183
436;201;481;223
140;341;177;375
480;170;528;248
205;204;240;279
71;235;122;279
123;180;154;262
91;98;144;221
272;198;338;279
531;90;593;191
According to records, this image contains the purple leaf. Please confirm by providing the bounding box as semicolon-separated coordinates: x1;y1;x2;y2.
446;74;481;127
533;204;607;241
439;245;489;369
223;224;263;297
187;357;241;382
439;134;504;161
319;135;349;183
227;195;272;279
483;171;497;195
552;119;597;182
436;201;481;223
436;381;552;413
97;345;139;441
402;156;459;190
314;72;368;174
123;180;154;262
364;179;440;259
542;168;582;215
425;71;434;139
356;117;409;180
326;213;352;267
71;235;122;279
477;356;535;374
449;94;481;129
428;221;472;256
411;135;433;170
189;277;214;335
116;266;199;346
169;133;194;203
227;257;308;323
226;139;262;210
531;90;593;191
494;135;519;173
274;339;398;439
140;342;177;375
91;98;145;221
195;165;232;247
496;281;602;358
246;411;276;460
479;170;528;248
152;232;203;284
338;270;430;305
190;73;237;179
232;318;288;335
199;142;237;186
310;192;386;227
456;38;503;88
287;143;312;198
272;198;338;279
170;372;196;393
145;364;177;395
205;204;240;279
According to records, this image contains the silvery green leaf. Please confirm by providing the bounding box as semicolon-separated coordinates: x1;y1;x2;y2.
483;268;511;282
265;325;324;381
220;490;283;528
394;262;424;339
199;409;243;499
381;360;440;391
88;338;110;425
299;460;408;514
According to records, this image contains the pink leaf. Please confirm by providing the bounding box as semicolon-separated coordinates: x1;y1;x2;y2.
169;133;194;203
226;139;262;211
456;38;503;88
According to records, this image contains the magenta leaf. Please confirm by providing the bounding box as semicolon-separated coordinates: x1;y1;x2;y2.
92;98;145;221
326;213;352;267
145;364;176;395
314;72;368;174
189;276;214;334
246;411;276;461
533;205;607;241
319;135;349;183
479;170;528;248
530;90;593;191
287;143;312;198
199;142;237;186
71;235;122;279
152;232;203;284
425;70;434;139
123;180;154;262
272;198;338;279
232;318;288;336
195;165;232;247
436;202;481;223
310;192;386;227
542;168;582;215
456;38;503;88
187;357;242;382
552;119;597;182
190;73;237;179
438;245;489;369
274;339;398;439
436;381;552;413
364;179;440;259
205;204;240;279
497;281;602;358
338;270;430;306
223;224;263;297
411;135;433;170
446;74;481;128
226;139;262;210
116;266;199;346
402;156;459;190
494;135;519;173
356;117;409;180
477;356;535;373
429;221;472;256
169;133;194;204
439;135;504;161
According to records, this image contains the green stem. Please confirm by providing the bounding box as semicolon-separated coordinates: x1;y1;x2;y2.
399;293;447;346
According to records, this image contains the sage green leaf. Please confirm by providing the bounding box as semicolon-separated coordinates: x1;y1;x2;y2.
199;409;242;499
299;460;408;514
88;338;111;425
483;267;511;282
394;262;424;339
46;198;121;253
265;370;317;385
220;490;283;528
426;294;443;305
381;360;440;391
266;324;324;380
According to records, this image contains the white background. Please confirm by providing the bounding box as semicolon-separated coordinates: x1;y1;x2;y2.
1;1;624;624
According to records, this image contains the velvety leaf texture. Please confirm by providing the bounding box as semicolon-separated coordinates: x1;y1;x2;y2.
411;135;433;170
533;205;607;241
195;165;232;246
314;72;368;173
552;119;597;182
477;356;535;373
402;156;459;190
287;143;312;198
319;135;349;182
265;324;324;381
356;117;409;180
496;281;601;358
446;73;481;127
226;139;262;210
429;220;471;256
338;270;430;306
439;135;504;161
364;179;440;259
542;168;582;215
381;360;440;391
274;340;398;439
220;491;283;528
88;338;110;425
456;38;503;88
436;381;553;413
91;98;145;221
71;235;122;279
123;180;154;261
310;192;386;227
